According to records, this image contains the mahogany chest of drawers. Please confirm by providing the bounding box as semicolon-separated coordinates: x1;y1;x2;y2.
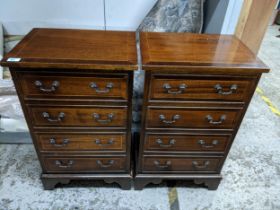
1;29;269;191
135;32;269;190
0;28;137;190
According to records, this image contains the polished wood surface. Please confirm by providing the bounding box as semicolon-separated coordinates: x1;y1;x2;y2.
136;32;269;190
146;107;242;130
140;32;269;72
19;72;129;100
144;133;231;153
149;75;255;102
2;29;136;190
11;68;133;189
43;156;127;173
142;156;222;173
0;28;137;70
27;106;127;128
36;132;126;152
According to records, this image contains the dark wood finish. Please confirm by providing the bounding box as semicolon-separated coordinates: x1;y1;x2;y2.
142;156;222;173
41;174;132;190
144;133;231;153
146;107;242;130
136;32;269;190
133;174;222;190
140;32;269;72
149;75;255;102
41;178;71;190
35;132;126;152
27;106;127;128
18;72;129;100
1;29;137;190
43;156;127;173
0;28;137;70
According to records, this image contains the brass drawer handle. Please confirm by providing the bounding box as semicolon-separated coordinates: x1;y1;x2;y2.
206;115;226;125
34;80;59;92
192;160;210;169
163;83;187;94
42;112;65;122
154;160;171;169
90;82;113;93
156;138;176;148
198;140;219;148
159;114;180;124
96;160;115;168
95;139;114;146
214;84;238;95
49;138;69;147
55;160;74;168
92;113;114;124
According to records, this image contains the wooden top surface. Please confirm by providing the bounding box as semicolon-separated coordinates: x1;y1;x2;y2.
0;28;137;70
140;32;269;73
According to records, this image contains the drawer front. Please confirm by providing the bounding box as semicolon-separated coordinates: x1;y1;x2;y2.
43;156;127;173
150;76;254;102
142;157;222;173
35;133;126;152
28;106;127;128
19;73;128;100
144;133;231;153
146;107;242;129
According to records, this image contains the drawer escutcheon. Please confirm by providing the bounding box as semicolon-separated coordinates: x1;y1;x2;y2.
42;112;65;122
90;82;114;94
197;139;219;149
49;138;69;147
163;83;187;94
156;138;176;148
95;139;115;146
214;84;238;95
92;113;114;124
96;160;115;168
154;160;172;169
34;80;59;93
159;114;180;125
55;160;74;168
206;115;226;125
192;160;210;169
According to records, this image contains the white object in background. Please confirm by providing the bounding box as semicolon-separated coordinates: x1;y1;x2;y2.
5;39;21;54
221;0;243;35
0;0;105;35
105;0;157;31
0;22;3;79
0;80;16;95
0;118;28;132
0;95;24;119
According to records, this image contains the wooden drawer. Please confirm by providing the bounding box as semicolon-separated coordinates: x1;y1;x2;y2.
27;106;127;128
42;156;127;173
144;133;231;153
18;72;128;100
149;75;255;102
146;107;242;130
142;156;222;173
35;132;126;152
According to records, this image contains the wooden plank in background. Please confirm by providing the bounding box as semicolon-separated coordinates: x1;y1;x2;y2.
235;0;278;54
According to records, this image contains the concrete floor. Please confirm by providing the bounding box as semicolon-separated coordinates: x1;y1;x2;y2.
0;26;280;210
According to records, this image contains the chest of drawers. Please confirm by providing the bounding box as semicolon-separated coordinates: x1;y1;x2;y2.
0;28;137;190
135;32;269;190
